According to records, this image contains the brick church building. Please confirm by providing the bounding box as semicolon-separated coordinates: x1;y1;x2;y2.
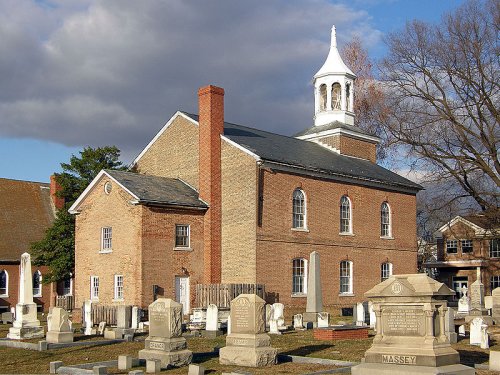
70;26;422;313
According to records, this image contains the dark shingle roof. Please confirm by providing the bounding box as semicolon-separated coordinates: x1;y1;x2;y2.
182;113;422;194
294;121;376;139
462;214;500;230
105;170;207;209
0;178;55;261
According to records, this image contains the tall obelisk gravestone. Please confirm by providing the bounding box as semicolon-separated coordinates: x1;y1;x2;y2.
8;253;44;339
303;251;323;326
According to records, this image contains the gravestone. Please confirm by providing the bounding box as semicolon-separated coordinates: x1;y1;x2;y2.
219;294;277;367
293;314;304;329
115;305;134;338
303;251;323;326
458;325;466;336
317;312;329;328
469;317;484;346
7;253;44;339
269;317;280;335
351;274;474;375
46;307;74;343
265;304;272;329
492;287;500;323
368;302;376;329
444;307;457;344
480;324;489;349
457;286;470;314
272;303;285;329
227;315;231;335
84;300;93;335
131;307;140;330
1;312;13;324
138;298;192;368
98;322;106;335
489;351;500;371
204;304;222;337
355;303;365;326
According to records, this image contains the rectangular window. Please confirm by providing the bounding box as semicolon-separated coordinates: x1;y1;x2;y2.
491;276;500;291
461;239;473;253
114;275;124;300
446;240;458;253
101;227;112;251
175;225;190;248
292;258;307;294
90;276;99;300
340;261;353;294
381;263;392;281
63;278;72;296
490;239;500;258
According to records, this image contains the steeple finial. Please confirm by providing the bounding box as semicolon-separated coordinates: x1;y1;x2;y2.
331;25;337;48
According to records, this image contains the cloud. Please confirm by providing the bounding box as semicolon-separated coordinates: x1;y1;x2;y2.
0;0;382;162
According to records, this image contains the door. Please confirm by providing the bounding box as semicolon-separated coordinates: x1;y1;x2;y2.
175;276;190;314
452;276;468;300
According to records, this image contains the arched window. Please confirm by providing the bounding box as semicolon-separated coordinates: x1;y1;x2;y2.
292;258;307;295
340;260;353;294
319;84;327;111
292;189;306;229
332;83;342;110
33;270;42;297
340;195;352;233
346;83;351;111
381;262;393;281
381;202;391;237
0;270;8;296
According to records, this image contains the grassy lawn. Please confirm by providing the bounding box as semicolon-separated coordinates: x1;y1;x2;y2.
0;316;499;374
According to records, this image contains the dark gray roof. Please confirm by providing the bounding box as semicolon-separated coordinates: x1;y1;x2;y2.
294;121;377;139
105;170;207;209
182;112;422;194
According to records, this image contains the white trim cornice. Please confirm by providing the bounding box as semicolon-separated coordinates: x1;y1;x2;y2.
296;127;380;144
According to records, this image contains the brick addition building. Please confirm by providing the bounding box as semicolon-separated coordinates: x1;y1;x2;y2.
70;26;422;314
424;214;500;301
0;176;67;312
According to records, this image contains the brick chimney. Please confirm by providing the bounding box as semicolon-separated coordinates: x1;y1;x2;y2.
50;174;65;210
198;85;224;284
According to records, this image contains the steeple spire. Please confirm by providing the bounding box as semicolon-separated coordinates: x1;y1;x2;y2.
331;25;337;48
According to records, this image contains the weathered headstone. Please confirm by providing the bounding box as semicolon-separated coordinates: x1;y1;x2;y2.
368;302;376;329
227;314;231;335
204;304;222;337
118;355;133;370
46;307;74;343
219;294;277;367
444;307;457;344
84;300;93;335
7;253;44;339
489;351;500;371
351;274;474;375
492;287;500;323
469;317;484;346
304;251;323;326
480;324;489;349
98;321;107;335
271;303;285;328
317;312;329;328
114;305;135;338
458;325;466;336
138;298;192;368
188;364;205;375
355;303;365;326
131;307;140;330
265;304;272;329
268;317;280;335
293;314;304;329
457;286;470;314
1;312;13;324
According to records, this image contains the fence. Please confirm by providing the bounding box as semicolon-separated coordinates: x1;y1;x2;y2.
55;295;74;311
195;283;265;308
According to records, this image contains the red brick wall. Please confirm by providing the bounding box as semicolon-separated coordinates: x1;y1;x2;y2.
256;169;418;309
198;85;224;284
314;327;369;340
0;263;52;312
141;207;205;309
319;134;377;162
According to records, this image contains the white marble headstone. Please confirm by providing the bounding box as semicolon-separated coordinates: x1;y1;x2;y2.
272;303;285;327
356;303;365;326
206;304;218;332
293;314;304;329
470;317;484;345
84;300;93;335
317;312;329;328
368;302;376;329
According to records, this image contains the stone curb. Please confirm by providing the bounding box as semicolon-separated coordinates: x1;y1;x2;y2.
277;354;358;367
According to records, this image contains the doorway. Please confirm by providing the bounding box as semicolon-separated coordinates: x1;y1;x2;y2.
175;276;190;314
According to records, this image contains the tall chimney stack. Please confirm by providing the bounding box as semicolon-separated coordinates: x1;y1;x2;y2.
50;174;65;210
198;85;224;284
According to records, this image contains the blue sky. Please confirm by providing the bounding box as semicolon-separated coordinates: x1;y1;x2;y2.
0;0;465;183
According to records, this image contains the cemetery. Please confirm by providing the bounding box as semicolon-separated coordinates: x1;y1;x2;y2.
0;252;500;374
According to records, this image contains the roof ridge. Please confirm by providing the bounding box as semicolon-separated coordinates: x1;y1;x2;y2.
0;177;50;185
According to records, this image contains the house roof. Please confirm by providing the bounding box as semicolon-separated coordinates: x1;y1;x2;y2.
182;112;422;194
437;213;500;235
293;121;378;141
0;178;55;262
104;170;208;209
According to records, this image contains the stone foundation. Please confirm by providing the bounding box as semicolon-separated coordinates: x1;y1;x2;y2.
352;363;475;375
46;331;74;344
7;326;44;340
219;345;277;367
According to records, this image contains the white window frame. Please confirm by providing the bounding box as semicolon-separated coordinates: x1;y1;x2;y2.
62;276;73;296
292;189;307;230
461;239;473;253
339;260;353;295
380;202;392;238
90;276;99;300
175;224;190;249
340;195;352;234
381;262;393;281
33;270;42;297
491;275;500;291
101;227;112;252
490;239;500;258
446;239;458;254
114;274;124;301
292;258;308;295
0;270;8;297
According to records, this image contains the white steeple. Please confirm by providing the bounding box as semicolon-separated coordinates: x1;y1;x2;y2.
313;25;356;126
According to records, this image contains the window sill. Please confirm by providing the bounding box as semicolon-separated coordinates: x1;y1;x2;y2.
291;293;307;298
113;299;124;302
99;250;113;254
0;295;8;298
34;295;42;298
291;228;309;233
380;236;394;240
339;293;355;297
339;232;354;236
174;247;193;251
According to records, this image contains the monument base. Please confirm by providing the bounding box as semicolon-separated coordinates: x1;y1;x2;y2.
138;348;192;368
351;363;475;375
302;312;318;327
7;325;44;340
202;329;223;338
219;345;277;367
46;331;74;343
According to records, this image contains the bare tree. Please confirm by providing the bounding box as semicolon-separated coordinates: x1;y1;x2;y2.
380;0;499;214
